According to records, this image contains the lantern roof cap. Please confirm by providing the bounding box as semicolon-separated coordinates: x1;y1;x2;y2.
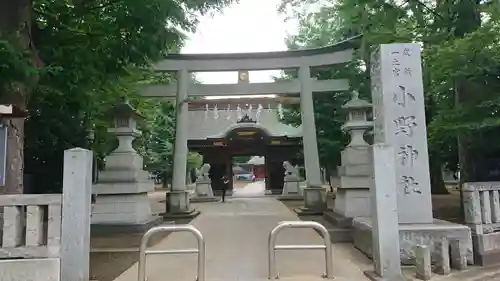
106;97;144;120
342;91;371;109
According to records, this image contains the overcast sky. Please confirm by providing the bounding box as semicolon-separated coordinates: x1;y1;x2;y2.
182;0;298;84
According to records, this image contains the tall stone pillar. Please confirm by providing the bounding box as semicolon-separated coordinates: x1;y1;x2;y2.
371;43;433;224
334;92;373;219
298;65;326;214
353;43;472;270
165;68;197;217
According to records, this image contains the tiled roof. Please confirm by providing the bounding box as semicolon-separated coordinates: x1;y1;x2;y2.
187;109;302;140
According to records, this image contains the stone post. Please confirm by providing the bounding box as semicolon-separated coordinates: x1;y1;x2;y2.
298;65;326;213
415;245;432;280
364;144;404;281
61;148;93;281
166;68;196;216
334;91;373;219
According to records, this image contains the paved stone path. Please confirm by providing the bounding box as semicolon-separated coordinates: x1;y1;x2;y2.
232;181;266;197
114;192;372;281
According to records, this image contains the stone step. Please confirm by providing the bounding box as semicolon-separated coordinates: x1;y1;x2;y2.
322;210;353;228
303;215;353;243
144;276;358;281
475;248;500;267
327;226;353;243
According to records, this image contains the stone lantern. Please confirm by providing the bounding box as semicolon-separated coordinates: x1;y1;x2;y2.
91;99;159;227
341;91;373;147
106;99;143;153
334;91;374;220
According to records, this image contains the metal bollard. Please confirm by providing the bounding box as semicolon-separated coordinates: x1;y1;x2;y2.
268;221;333;279
138;224;205;281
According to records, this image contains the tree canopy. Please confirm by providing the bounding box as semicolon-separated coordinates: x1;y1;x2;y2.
0;0;233;193
2;0;500;196
279;0;500;193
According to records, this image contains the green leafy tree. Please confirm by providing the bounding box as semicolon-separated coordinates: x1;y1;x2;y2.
1;0;235;193
278;0;500;195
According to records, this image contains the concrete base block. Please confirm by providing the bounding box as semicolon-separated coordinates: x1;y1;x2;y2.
93;181;155;194
166;190;191;213
363;270;408;281
91;216;163;235
163;190;199;219
91;193;154;224
282;179;303;197
0;258;60;281
333;188;370;218
162;208;200;220
298;186;327;214
190;181;218;202
322;210;354;228
472;232;500;266
352;217;473;265
194;180;214;197
320;210;354;243
97;169;150;183
278;195;304;201
293;207;321;216
105;152;143;170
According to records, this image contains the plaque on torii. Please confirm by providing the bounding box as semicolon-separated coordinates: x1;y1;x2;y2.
238;70;249;84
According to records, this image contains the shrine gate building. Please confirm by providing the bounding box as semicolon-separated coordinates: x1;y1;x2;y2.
186;71;304;194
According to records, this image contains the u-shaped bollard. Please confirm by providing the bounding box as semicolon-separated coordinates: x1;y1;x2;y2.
268;221;333;279
138;224;205;281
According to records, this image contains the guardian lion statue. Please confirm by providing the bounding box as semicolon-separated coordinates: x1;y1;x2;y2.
282;161;299;177
196;163;211;181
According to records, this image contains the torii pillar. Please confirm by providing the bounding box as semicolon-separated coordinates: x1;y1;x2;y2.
297;65;326;214
164;68;199;218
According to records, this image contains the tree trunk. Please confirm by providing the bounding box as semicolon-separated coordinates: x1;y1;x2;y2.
429;154;448;194
325;164;334;192
0;0;37;194
450;0;482;220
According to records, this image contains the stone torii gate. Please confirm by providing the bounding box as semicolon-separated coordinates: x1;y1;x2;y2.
141;36;361;217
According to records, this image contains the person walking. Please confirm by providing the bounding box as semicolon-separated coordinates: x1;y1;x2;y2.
221;175;230;202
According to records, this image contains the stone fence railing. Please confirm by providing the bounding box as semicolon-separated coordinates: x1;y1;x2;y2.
0;194;62;259
463;182;500;234
0;148;93;281
463;181;500;266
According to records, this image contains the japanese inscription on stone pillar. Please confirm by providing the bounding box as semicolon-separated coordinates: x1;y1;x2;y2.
371;43;433;224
